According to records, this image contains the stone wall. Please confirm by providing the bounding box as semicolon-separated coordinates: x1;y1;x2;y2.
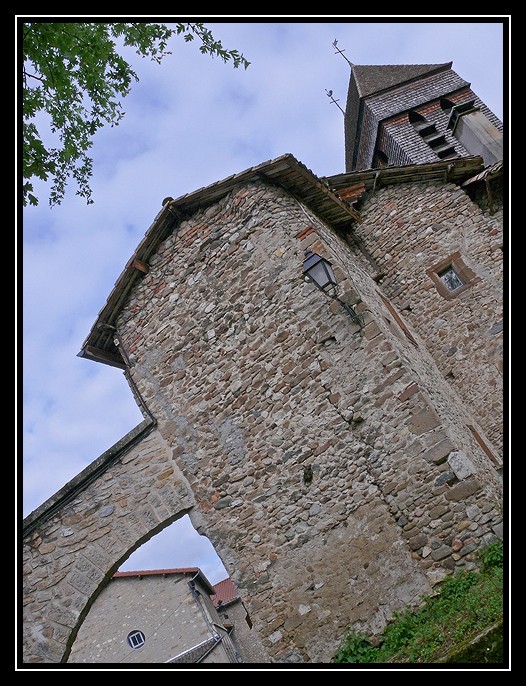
347;180;503;457
113;178;502;662
22;174;503;665
22;428;196;663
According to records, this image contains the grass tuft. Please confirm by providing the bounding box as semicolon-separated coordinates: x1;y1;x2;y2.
332;541;505;664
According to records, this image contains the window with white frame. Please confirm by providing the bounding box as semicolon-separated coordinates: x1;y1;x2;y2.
127;630;146;650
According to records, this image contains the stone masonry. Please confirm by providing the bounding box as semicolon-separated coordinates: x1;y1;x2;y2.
23;426;196;663
345;180;503;456
22;168;502;664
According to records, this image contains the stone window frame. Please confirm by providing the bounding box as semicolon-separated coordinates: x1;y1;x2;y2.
427;251;480;300
127;630;146;650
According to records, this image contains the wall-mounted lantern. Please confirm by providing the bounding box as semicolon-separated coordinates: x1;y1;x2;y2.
302;249;364;327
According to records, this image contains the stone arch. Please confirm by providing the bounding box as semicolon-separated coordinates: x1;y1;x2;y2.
22;422;208;663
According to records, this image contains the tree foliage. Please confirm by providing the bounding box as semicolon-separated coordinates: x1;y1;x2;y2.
22;22;250;207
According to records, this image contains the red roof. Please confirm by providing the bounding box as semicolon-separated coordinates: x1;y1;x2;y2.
211;577;239;608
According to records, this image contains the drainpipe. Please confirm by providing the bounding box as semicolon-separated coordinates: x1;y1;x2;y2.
188;572;219;638
195;636;223;663
188;575;243;663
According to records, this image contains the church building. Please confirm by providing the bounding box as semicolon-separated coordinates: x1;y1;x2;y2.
23;61;504;664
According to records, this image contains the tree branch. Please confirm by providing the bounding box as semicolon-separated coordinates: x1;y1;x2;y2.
23;70;46;83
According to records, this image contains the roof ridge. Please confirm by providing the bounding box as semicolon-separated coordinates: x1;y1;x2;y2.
352;62;453;98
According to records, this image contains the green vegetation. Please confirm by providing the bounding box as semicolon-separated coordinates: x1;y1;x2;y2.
333;541;505;664
22;22;250;208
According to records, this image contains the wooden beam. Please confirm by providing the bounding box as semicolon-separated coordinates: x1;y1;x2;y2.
133;259;149;274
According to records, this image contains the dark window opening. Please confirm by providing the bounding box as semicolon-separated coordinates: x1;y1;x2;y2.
440;97;456;112
408;110;426;124
409;109;457;159
409;110;435;137
376;151;388;168
436;146;458;159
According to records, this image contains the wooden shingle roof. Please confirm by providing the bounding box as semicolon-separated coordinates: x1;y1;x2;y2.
351;63;452;98
344;62;460;170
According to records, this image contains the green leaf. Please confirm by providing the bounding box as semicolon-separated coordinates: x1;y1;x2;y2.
22;21;250;207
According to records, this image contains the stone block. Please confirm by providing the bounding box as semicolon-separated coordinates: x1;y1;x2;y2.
447;451;476;480
434;471;457;486
422;438;456;464
431;545;451;561
398;383;419;402
444;478;481;501
409;406;442;435
363;321;382;340
407;533;427;551
492;521;504;539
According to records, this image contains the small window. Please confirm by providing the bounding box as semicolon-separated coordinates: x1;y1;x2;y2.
438;266;464;292
127;630;146;650
427;252;480;300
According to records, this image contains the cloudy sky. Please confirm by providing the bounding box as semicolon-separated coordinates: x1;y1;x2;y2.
20;17;507;585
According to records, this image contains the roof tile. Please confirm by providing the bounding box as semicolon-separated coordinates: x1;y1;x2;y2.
211;577;239;607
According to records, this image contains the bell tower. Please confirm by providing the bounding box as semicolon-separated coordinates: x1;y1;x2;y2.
344;61;503;171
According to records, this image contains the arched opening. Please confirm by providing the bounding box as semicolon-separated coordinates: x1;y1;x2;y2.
118;514;228;583
22;426;268;665
66;517;239;664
